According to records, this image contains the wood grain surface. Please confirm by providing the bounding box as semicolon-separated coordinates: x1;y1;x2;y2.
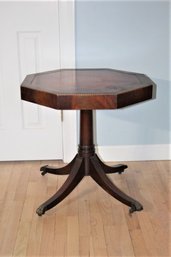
0;160;170;257
21;69;156;109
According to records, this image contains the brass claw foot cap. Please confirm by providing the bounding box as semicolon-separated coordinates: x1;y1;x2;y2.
36;206;46;216
129;202;143;214
40;165;48;176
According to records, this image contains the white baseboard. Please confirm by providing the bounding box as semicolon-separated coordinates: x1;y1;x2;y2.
96;144;171;162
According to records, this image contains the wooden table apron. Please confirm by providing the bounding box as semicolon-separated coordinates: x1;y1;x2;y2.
20;69;156;216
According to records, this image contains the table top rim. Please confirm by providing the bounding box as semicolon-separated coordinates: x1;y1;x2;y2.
21;68;156;110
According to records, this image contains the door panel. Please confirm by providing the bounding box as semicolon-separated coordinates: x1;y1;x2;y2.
0;2;63;160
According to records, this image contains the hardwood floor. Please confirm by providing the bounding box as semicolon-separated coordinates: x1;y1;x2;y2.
0;160;170;257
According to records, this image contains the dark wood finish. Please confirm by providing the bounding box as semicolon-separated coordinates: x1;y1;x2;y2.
20;68;155;216
90;155;142;212
36;155;84;216
36;110;143;216
40;155;77;176
95;154;128;174
21;69;155;110
80;110;93;146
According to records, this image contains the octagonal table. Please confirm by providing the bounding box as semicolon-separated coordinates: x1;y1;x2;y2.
21;69;155;216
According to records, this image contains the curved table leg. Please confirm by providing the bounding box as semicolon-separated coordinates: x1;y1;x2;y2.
90;155;143;213
40;155;77;176
36;156;84;216
95;155;127;174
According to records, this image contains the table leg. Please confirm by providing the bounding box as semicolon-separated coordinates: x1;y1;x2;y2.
40;155;77;176
95;155;128;174
36;156;84;216
90;155;143;213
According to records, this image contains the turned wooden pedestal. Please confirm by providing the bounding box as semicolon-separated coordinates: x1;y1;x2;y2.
36;110;143;216
21;68;156;216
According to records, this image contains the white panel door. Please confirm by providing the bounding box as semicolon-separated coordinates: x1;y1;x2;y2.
0;2;63;160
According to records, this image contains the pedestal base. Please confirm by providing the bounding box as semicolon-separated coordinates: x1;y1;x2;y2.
36;110;143;216
36;153;143;216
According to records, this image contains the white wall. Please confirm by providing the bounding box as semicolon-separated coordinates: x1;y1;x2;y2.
75;0;170;160
0;1;168;161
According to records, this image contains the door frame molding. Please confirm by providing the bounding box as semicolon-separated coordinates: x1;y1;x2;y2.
58;0;77;163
